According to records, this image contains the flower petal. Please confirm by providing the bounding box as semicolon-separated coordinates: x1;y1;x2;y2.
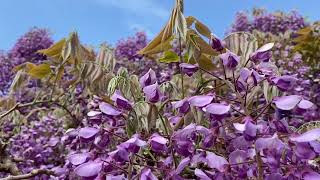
188;95;213;107
194;168;211;180
74;161;102;177
274;95;302;111
290;128;320;142
68;153;90;166
99;102;122;116
79;127;99;139
206;152;228;172
297;99;314;109
203;103;230;115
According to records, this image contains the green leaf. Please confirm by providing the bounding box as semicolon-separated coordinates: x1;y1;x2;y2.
159;50;180;63
197;54;215;71
38;38;66;60
9;70;29;95
175;9;187;41
195;20;211;39
28;63;52;79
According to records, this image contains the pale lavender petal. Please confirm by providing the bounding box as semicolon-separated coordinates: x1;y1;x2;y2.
274;95;302;110
257;43;274;52
74;161;102;177
255;134;286;151
290;128;320;142
229;149;247;165
233;123;246;132
139;69;156;88
203;103;230;115
303;171;320;180
188;95;214;107
79;127;99;139
195;168;211;180
297;99;314;109
176;157;190;174
68;153;90;165
106;174;127;180
206;152;228;172
87;111;102;117
99;102;122;116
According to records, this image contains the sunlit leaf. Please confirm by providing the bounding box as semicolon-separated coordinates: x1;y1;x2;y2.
186;16;196;27
38;38;66;60
28;63;52;79
195;20;211;39
197;53;215;71
9;70;29;95
159;50;180;63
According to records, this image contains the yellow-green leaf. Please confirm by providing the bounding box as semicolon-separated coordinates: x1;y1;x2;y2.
159;50;180;63
197;53;215;71
28;64;52;79
195;20;211;39
186;16;196;27
38;38;66;59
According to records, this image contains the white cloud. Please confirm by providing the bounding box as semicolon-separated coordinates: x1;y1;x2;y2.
96;0;170;20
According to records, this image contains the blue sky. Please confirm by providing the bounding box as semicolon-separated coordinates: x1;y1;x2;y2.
0;0;319;50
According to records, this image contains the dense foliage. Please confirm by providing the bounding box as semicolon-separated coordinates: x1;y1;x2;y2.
0;1;320;180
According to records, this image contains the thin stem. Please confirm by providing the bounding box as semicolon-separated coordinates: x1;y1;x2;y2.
1;169;54;180
232;70;238;93
253;102;272;121
255;148;264;180
0;100;50;120
178;34;185;98
199;67;223;81
231;105;246;116
220;59;227;79
159;114;169;136
244;84;249;108
102;160;128;174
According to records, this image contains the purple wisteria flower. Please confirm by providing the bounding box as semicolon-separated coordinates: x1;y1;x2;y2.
239;68;264;87
203;103;230;120
149;133;168;153
106;174;127;180
68;153;90;166
290;128;320;142
108;146;130;162
220;50;240;70
111;90;133;110
206;152;228;172
179;63;199;76
140;68;157;88
120;134;147;153
99;102;122;116
211;34;224;52
255;134;286;152
74;161;102;178
250;43;274;63
188;95;214;107
172;98;190;114
274;95;314;111
273;75;297;91
143;82;162;103
78;127;99;140
140;168;158;180
233;117;257;141
195;168;211;180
